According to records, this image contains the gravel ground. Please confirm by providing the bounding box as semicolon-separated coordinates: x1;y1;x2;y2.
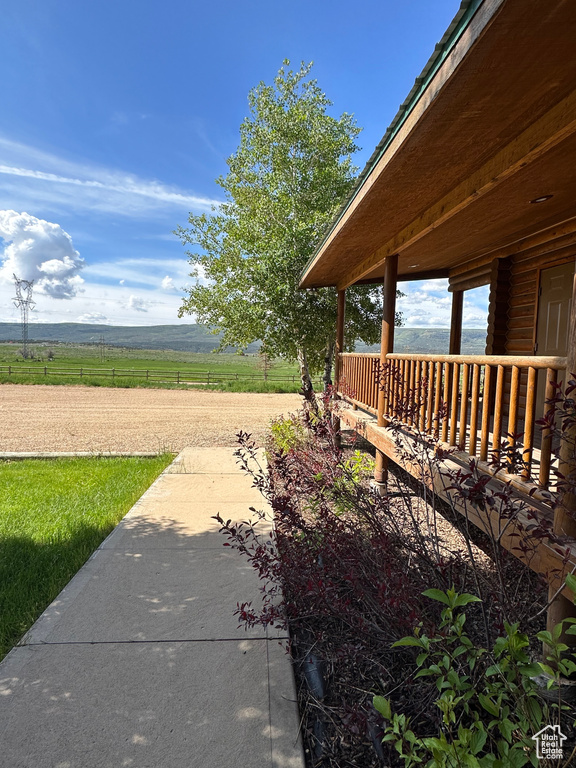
0;384;302;453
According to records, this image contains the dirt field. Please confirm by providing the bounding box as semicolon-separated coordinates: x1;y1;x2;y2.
0;385;302;453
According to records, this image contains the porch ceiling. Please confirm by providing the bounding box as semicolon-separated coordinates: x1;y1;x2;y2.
300;0;576;290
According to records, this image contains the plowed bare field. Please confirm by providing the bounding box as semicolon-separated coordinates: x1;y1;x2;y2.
0;385;301;453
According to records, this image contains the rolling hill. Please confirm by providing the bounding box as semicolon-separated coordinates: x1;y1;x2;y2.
0;323;260;353
356;328;487;355
0;323;487;355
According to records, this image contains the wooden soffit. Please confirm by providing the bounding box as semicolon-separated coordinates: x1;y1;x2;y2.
299;0;576;290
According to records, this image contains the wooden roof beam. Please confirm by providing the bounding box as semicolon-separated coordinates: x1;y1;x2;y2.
336;87;576;291
350;268;449;286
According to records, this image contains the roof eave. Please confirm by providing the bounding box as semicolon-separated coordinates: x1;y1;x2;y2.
299;0;496;289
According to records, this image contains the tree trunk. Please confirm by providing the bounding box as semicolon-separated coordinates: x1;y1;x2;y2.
297;347;315;402
322;339;335;392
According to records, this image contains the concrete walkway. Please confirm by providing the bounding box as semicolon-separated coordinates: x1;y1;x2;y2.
0;448;305;768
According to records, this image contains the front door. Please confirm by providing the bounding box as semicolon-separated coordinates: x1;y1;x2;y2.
535;260;575;417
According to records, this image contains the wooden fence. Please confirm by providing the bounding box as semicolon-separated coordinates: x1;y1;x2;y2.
0;365;319;385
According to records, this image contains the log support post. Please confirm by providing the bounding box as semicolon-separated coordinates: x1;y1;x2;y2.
374;255;398;488
335;289;346;392
334;289;346;445
449;290;463;355
485;257;511;355
547;262;576;642
444;289;464;429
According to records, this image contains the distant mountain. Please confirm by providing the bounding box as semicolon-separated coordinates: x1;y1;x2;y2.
0;323;486;355
356;328;487;355
0;323;260;353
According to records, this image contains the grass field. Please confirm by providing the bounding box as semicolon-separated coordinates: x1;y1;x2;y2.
0;342;298;374
0;454;173;659
0;343;319;392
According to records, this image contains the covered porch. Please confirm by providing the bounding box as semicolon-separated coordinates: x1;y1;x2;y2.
331;266;576;633
300;0;576;630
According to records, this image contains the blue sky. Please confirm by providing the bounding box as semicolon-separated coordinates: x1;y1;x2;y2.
0;0;488;329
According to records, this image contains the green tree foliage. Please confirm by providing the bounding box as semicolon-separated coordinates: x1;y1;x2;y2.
176;60;395;391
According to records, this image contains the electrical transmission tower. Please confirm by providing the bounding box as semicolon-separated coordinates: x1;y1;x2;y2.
13;274;35;359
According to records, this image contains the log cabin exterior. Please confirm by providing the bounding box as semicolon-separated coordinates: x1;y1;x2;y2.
299;0;576;629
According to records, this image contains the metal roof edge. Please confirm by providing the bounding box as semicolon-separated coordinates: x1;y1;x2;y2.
300;0;488;287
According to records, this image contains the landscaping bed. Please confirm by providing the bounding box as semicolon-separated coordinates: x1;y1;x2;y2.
217;397;576;767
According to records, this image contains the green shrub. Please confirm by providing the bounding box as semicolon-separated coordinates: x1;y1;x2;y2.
374;584;576;768
268;414;308;454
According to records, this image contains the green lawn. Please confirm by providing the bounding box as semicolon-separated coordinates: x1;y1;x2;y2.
0;455;172;659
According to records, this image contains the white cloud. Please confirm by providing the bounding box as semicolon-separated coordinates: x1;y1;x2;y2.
0;164;216;209
87;257;189;289
161;275;175;291
0;276;194;326
77;312;108;324
0;136;222;218
0;210;85;299
126;294;150;312
419;278;450;293
401;290;451;306
463;308;489;324
398;279;489;329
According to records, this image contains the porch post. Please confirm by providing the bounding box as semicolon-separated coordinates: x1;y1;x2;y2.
449;290;464;355
374;254;398;484
547;265;576;635
485;257;511;355
333;289;346;446
334;289;346;391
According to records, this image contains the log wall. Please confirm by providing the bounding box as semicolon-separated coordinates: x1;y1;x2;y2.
504;230;576;356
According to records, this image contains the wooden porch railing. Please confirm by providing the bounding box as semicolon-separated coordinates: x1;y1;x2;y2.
338;353;381;414
338;352;567;488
